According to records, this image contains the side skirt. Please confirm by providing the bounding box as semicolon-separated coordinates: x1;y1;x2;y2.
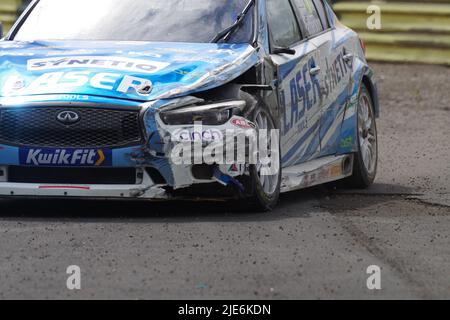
281;154;354;193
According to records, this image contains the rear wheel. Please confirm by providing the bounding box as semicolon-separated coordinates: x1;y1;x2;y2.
346;84;378;188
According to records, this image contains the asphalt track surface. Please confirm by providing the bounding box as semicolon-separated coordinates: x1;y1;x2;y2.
0;63;449;300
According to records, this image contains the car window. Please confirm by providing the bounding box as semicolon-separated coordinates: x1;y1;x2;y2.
312;0;330;29
13;0;254;43
292;0;324;37
266;0;302;48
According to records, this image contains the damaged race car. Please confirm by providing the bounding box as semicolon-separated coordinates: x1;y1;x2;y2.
0;0;379;211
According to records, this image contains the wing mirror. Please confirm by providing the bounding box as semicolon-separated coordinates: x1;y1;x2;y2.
272;46;296;55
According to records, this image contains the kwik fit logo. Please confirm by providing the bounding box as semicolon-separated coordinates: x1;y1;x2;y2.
19;148;111;166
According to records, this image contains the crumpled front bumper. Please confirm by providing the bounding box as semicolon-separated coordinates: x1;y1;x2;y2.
0;112;256;199
0;166;169;199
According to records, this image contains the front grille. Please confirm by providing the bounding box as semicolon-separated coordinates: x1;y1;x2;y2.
0;107;143;148
8;166;136;185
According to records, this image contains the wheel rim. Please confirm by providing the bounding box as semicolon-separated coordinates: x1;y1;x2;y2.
255;111;279;196
358;92;378;177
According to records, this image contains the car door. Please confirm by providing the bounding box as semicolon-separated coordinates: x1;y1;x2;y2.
267;0;323;168
294;0;354;156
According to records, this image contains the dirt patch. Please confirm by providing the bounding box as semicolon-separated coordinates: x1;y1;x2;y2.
369;63;450;206
320;194;450;218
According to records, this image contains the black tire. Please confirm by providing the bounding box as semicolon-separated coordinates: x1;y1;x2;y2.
345;84;378;188
244;106;282;212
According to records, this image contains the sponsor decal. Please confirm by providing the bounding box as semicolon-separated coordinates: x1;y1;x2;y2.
3;75;26;92
172;128;224;142
280;57;321;135
231;118;253;129
330;164;343;177
226;163;245;177
19;148;112;167
9;72;153;97
27;56;169;74
340;136;353;149
280;51;349;135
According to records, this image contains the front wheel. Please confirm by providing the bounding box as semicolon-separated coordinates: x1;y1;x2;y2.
346;84;378;188
245;107;282;212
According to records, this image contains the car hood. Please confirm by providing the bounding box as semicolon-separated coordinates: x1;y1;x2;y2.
0;40;259;102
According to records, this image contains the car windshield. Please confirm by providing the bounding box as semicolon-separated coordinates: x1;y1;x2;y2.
13;0;254;43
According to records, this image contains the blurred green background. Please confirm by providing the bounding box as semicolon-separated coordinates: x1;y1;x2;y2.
1;0;450;65
0;0;27;32
332;0;450;65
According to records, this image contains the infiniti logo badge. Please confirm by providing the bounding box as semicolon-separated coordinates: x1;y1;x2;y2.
56;111;80;125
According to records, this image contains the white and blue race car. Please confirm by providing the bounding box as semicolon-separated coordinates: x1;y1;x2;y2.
0;0;379;211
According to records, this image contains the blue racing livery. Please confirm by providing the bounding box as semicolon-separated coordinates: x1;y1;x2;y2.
0;0;380;211
19;148;113;167
0;41;259;102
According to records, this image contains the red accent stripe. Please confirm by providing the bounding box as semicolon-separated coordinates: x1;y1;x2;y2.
38;186;91;190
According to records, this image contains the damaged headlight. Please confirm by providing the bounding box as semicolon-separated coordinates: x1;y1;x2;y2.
160;100;246;126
